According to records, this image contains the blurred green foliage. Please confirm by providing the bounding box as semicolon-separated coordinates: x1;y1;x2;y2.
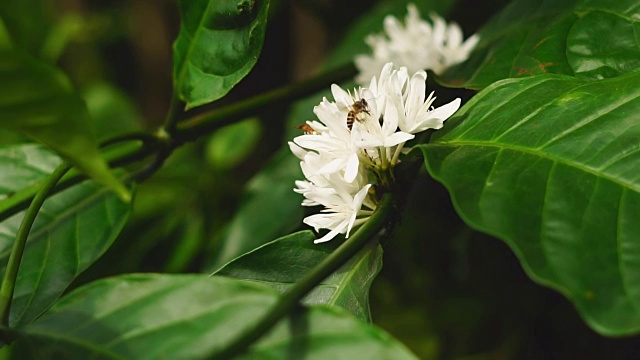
1;0;639;358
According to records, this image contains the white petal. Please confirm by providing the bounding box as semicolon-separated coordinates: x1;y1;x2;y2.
344;153;360;183
345;184;372;237
288;141;307;160
384;131;415;147
428;98;461;122
304;213;343;232
314;222;348;243
331;84;352;109
406;71;427;118
461;34;481;53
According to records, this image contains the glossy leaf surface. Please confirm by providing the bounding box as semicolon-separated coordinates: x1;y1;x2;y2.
566;2;640;80
0;145;131;326
440;0;639;88
15;274;417;359
238;305;418;360
421;73;640;335
215;231;383;321
0;51;130;201
173;0;269;109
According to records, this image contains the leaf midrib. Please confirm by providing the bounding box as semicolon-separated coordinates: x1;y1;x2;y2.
104;294;274;348
427;140;640;194
328;246;379;313
175;0;216;88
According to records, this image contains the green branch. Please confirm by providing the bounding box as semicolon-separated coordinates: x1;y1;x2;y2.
0;163;71;327
209;192;395;360
174;63;356;142
0;63;357;224
0;137;156;223
162;93;182;134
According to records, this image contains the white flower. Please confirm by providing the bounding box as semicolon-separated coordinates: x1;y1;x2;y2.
429;14;480;75
354;109;414;149
303;184;375;243
354;4;479;85
386;70;461;134
294;132;361;183
291;61;462;243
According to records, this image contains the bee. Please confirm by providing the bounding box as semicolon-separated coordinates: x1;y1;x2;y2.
346;99;371;130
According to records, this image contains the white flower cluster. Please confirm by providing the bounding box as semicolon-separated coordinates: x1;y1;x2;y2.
290;63;460;243
355;4;480;85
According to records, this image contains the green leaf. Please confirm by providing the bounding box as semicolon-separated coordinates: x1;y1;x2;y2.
206;148;305;271
15;274;417;359
420;73;640;335
0;0;52;54
83;83;142;141
0;144;132;326
173;0;270;109
566;3;640;80
215;231;383;321
206;117;261;170
0;51;130;202
440;0;578;88
440;0;639;88
0;145;60;199
238;305;418;360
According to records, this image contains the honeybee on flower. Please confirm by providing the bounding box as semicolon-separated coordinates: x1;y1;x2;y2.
291;63;461;243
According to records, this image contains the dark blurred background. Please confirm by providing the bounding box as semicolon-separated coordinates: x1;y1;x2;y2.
5;0;640;359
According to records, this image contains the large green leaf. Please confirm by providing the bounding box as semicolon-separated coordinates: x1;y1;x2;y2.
14;274;417;359
173;0;270;109
237;305;417;360
566;1;640;80
215;231;383;321
0;145;132;326
420;73;640;335
0;0;52;54
440;0;639;89
0;51;130;201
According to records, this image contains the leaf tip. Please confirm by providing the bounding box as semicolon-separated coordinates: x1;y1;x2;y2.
113;185;132;204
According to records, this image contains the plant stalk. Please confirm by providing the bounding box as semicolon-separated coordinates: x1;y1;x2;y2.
209;192;394;360
0;163;71;328
162;94;182;134
0;63;357;223
174;63;356;142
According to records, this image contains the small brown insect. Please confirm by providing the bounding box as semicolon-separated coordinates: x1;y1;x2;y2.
346;99;371;130
296;123;315;134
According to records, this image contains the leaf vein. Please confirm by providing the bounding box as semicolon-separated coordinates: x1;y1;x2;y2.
455;77;557;139
537;92;640;149
428;141;640;194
